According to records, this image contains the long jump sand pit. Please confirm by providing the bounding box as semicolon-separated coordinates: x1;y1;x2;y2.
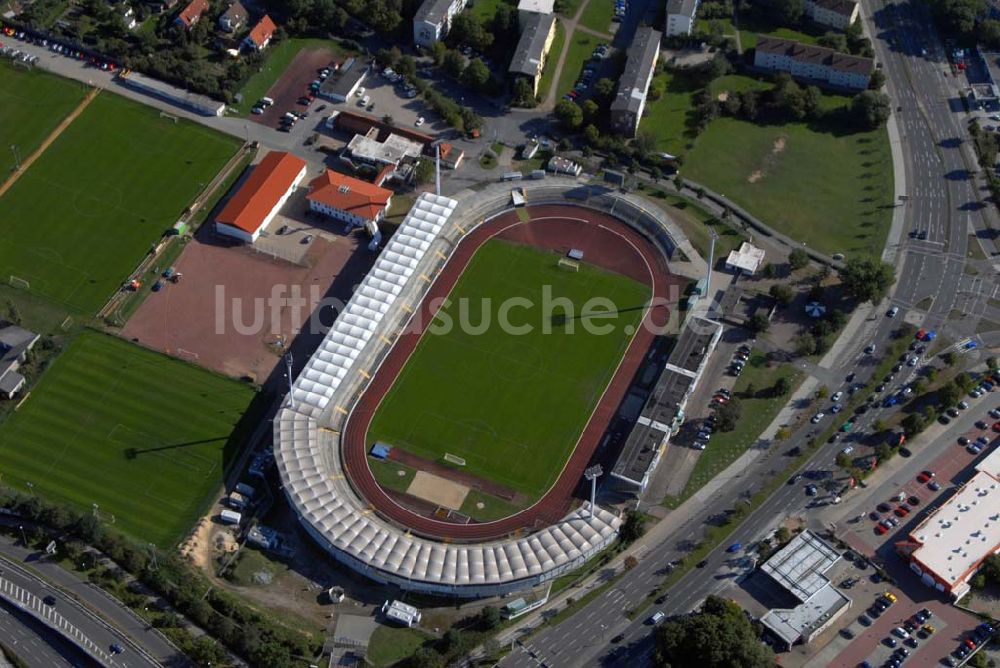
406;471;469;510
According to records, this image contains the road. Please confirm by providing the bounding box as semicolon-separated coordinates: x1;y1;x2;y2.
0;599;90;667
502;1;1000;665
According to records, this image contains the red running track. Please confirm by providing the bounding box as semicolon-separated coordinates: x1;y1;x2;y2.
341;205;681;541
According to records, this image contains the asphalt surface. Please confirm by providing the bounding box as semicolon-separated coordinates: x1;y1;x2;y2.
502;1;1000;666
0;599;89;667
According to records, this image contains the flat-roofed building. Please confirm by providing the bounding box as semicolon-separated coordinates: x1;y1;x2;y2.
725;241;766;275
345;131;424;169
760;530;852;649
517;0;554;24
610;27;662;137
896;449;1000;599
754;35;872;90
413;0;468;48
318;58;370;102
508;13;557;97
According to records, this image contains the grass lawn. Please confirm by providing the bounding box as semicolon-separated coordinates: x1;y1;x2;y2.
708;74;770;97
0;61;88;175
459;488;522;522
638;187;747;260
368;239;650;501
234;37;356;114
737;8;821;51
0;331;256;546
536;19;566;102
468;0;509;21
642;71;701;155
556;31;603;97
578;0;613;34
368;626;434;667
0;93;241;314
368;457;416;493
674;351;801;501
682;117;894;257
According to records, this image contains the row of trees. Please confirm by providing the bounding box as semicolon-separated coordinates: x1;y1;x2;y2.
0;489;317;667
654;596;775;668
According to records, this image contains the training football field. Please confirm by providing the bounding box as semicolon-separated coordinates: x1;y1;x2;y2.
0;92;241;314
0;61;88;175
0;332;255;546
367;240;651;501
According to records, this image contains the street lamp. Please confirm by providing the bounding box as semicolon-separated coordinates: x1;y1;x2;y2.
583;465;603;519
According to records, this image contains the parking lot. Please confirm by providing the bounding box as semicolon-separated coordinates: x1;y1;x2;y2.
331;71;441;133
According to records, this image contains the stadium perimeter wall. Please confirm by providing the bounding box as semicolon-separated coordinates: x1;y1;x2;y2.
274;177;693;596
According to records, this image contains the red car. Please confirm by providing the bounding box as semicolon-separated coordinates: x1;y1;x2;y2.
993;422;1000;433
894;505;911;517
965;638;977;649
875;524;889;535
917;470;935;483
916;329;926;340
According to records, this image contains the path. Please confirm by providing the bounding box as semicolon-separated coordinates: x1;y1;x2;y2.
0;87;99;199
540;0;598;111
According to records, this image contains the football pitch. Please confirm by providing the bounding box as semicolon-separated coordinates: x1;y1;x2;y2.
367;240;651;502
0;61;88;175
0;331;255;546
0;92;241;313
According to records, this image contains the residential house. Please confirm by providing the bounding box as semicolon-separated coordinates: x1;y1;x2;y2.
508;13;557;97
307;170;393;227
665;0;698;36
413;0;467;48
122;6;137;30
610;26;661;136
517;0;554;25
754;36;872;90
243;15;277;51
803;0;859;30
0;325;40;399
218;1;248;32
175;0;209;28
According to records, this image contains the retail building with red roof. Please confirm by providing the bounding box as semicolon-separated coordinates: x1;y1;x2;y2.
307;170;392;227
215;151;306;243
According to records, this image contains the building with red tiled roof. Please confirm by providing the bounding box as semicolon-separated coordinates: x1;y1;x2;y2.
307;170;393;227
175;0;210;29
243;15;277;51
215;151;307;243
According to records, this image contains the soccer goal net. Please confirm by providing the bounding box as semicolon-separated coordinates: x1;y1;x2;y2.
558;258;580;272
159;111;179;123
8;276;30;290
443;453;466;467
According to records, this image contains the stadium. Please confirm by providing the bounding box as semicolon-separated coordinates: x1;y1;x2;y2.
274;180;686;596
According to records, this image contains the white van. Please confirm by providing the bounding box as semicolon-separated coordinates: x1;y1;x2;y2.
649;611;665;625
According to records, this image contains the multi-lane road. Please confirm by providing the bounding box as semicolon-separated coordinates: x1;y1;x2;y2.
503;1;1000;665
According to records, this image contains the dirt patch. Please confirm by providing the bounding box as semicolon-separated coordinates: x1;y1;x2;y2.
747;169;763;183
406;471;469;509
772;136;786;154
746;135;788;183
250;47;338;128
123;225;374;382
716;91;729;103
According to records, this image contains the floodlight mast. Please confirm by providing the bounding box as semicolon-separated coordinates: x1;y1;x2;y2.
583;465;603;519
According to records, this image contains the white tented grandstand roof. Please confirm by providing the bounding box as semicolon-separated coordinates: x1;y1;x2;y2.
289;193;457;417
274;192;621;591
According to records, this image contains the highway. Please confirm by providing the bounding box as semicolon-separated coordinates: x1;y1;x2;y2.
502;1;1000;666
0;599;89;667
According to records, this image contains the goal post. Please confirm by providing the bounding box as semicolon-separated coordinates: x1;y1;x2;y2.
443;453;466;467
557;258;579;272
159;111;179;123
8;276;30;290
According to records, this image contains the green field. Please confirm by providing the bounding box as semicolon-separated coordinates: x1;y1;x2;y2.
638;187;747;260
235;37;356;113
0;93;241;313
0;331;255;546
368;240;650;501
556;31;603;97
736;7;820;50
642;71;701;156
578;0;613;34
682;116;894;256
0;61;88;175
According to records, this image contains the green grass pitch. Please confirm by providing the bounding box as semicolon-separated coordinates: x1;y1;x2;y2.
0;91;241;313
0;61;88;175
367;239;651;503
0;331;255;546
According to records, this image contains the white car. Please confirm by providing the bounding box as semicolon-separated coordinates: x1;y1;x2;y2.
841;446;854;455
865;343;876;354
887;306;899;317
832;391;843;402
415;116;425;127
355;86;366;97
811;413;825;424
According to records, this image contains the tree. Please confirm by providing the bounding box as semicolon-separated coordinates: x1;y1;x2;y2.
776;527;792;544
836;452;851;469
875;442;892;462
511;77;536;107
747;313;769;333
460;107;482;132
851;90;891;130
838;257;895;303
902;413;927;436
461;58;490;90
414;159;435;185
441;628;465;653
715;397;742;431
555;99;584;130
376;46;402;68
620;510;645;543
624;555;639;570
582;98;600;122
868;68;886;90
654;596;775;668
479;606;501;630
788;248;809;271
634;130;657;159
396;55;417;79
772;376;792;397
930;0;985;37
817;31;847;52
769;283;794;306
771;0;805;23
443;49;466;78
584;123;601;146
594;77;616;98
431;41;448;65
942;351;957;367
